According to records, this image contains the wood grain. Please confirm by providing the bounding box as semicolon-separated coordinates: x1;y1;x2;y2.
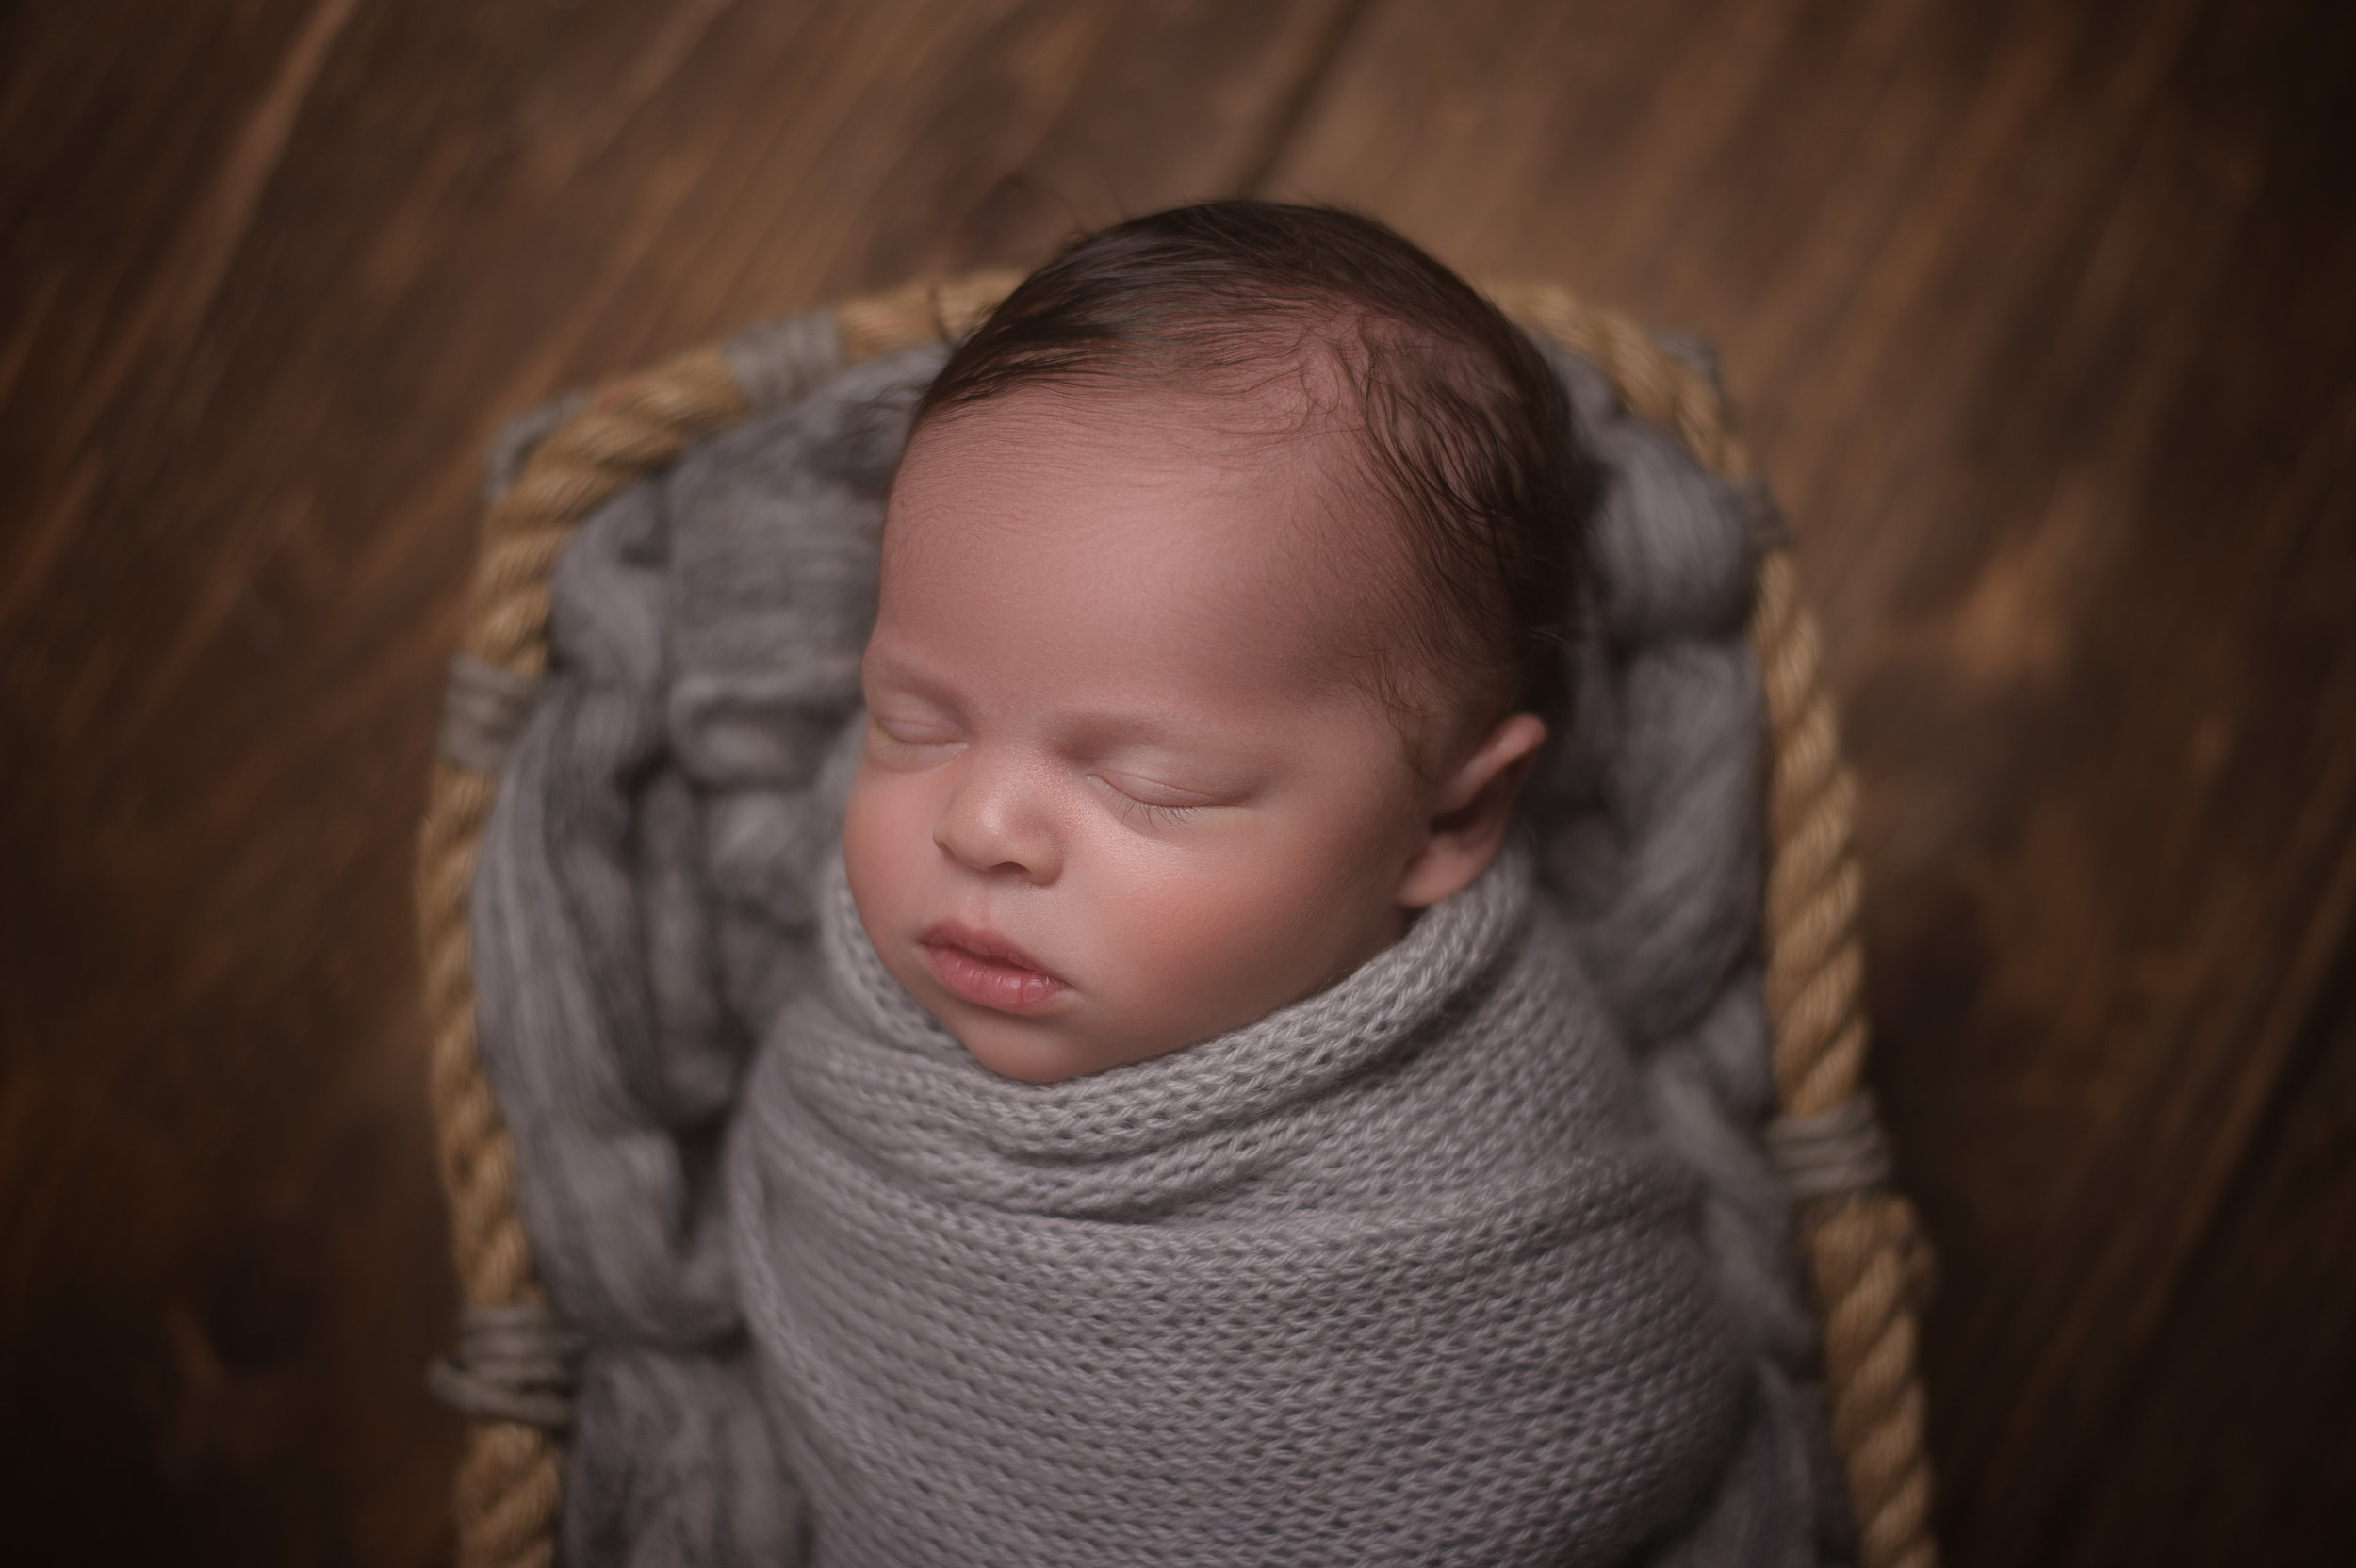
1266;0;2356;1561
2050;971;2356;1566
0;2;1355;1560
4;0;2353;1562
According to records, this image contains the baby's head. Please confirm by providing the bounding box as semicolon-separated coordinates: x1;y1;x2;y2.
843;202;1585;1082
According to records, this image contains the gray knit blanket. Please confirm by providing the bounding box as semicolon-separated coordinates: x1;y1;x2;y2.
471;328;1852;1566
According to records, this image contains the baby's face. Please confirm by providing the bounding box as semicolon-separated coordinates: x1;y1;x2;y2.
843;389;1445;1083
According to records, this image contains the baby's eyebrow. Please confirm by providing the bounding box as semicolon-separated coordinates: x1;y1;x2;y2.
1059;719;1275;791
858;642;957;697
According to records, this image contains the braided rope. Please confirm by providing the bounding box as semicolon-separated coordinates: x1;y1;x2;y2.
419;346;750;1568
1497;283;1941;1568
418;273;1936;1568
1750;547;1939;1568
833;270;1027;364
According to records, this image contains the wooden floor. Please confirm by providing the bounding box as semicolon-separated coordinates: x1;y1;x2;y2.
5;1;2352;1561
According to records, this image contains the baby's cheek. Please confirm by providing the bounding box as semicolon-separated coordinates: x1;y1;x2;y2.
1104;846;1348;1029
841;766;926;931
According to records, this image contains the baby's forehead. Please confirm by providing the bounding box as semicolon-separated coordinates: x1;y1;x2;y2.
911;387;1420;630
896;384;1407;612
902;379;1393;547
912;381;1305;526
883;384;1465;758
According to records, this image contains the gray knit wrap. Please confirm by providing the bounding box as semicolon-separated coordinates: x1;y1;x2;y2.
471;327;1853;1566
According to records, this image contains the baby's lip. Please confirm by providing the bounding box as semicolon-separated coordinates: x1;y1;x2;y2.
919;922;1072;1013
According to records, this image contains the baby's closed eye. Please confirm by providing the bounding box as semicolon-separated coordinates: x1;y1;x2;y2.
865;711;963;762
1088;768;1222;827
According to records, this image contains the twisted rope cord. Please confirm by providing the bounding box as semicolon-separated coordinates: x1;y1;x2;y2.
1751;547;1938;1568
419;273;1934;1568
420;346;750;1568
1497;283;1941;1568
832;270;1027;364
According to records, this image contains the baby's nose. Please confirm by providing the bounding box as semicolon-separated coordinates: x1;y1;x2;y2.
933;754;1063;884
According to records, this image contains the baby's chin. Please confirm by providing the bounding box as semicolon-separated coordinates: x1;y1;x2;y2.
936;1002;1198;1085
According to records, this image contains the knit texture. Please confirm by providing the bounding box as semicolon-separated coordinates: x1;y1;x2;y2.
470;337;1852;1566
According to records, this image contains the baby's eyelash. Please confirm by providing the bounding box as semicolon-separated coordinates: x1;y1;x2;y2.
867;716;958;751
1087;771;1219;827
1113;793;1203;828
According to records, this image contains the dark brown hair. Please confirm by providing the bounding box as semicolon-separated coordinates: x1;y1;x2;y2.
911;201;1587;759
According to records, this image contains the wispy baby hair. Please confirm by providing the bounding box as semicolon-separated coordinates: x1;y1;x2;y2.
911;200;1589;759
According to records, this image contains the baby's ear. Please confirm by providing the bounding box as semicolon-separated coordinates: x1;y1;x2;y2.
1396;712;1548;909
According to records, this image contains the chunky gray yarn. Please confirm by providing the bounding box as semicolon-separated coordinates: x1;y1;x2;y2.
471;332;1852;1566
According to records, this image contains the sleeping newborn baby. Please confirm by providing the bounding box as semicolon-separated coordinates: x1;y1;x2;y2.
848;208;1567;1085
475;202;1845;1566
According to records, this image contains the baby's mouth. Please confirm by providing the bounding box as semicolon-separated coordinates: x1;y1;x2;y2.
919;923;1072;1013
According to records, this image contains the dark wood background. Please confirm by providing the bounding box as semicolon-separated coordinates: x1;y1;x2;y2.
5;1;2352;1561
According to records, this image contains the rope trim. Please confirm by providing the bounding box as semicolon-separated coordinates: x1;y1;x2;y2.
419;340;755;1568
418;271;1939;1568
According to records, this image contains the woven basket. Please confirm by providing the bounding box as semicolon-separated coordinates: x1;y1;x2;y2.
416;272;1939;1568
